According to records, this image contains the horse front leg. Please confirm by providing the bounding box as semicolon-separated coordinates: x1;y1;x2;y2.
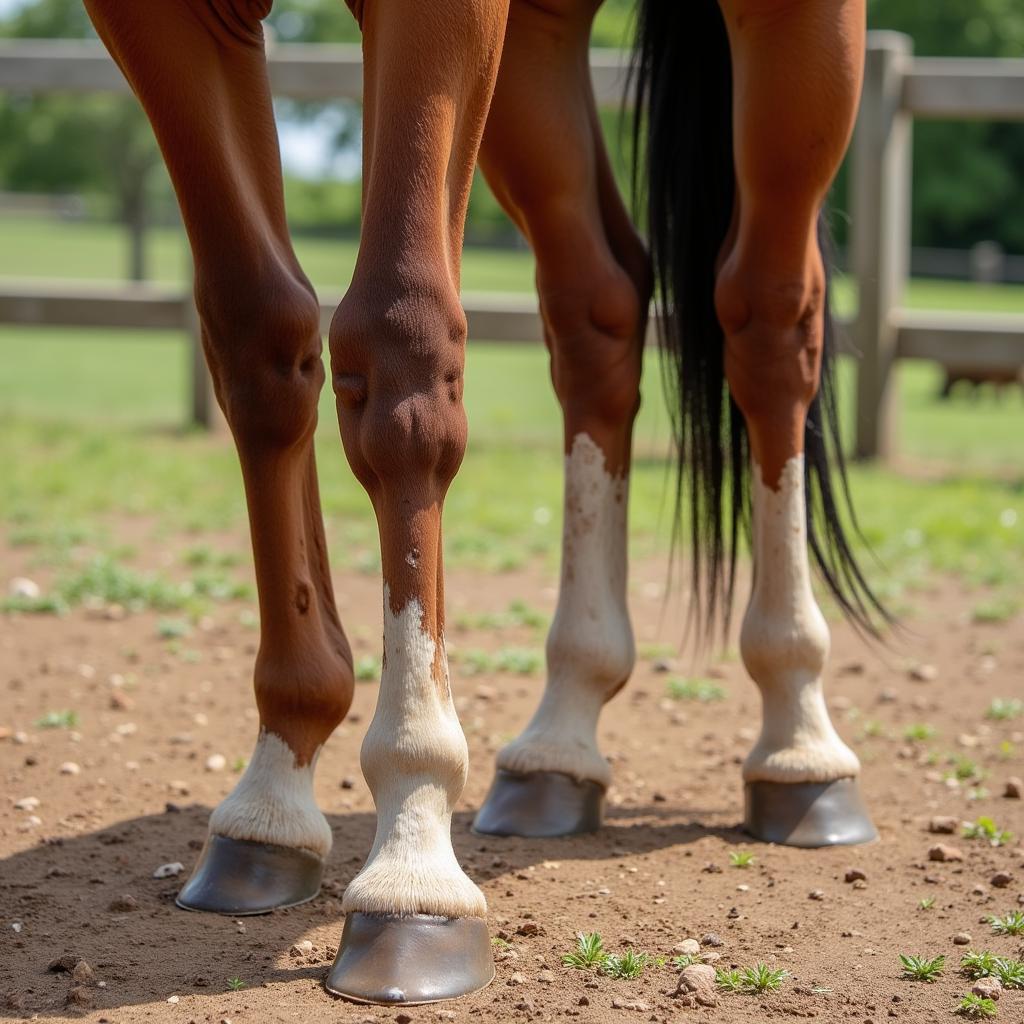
325;0;509;1003
717;0;876;846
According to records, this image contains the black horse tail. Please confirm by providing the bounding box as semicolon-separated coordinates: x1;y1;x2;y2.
632;0;887;639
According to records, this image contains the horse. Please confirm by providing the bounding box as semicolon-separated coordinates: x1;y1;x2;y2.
81;0;882;1006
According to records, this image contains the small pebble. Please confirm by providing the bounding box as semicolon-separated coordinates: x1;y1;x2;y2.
990;871;1013;888
845;868;868;883
928;844;964;863
808;889;826;900
507;972;525;986
108;894;138;912
610;998;649;1011
1004;777;1022;800
701;933;724;947
60;761;81;776
973;977;1001;1001
928;816;958;834
71;960;96;986
909;663;937;682
952;933;972;946
290;940;314;957
673;938;700;957
205;754;227;772
153;862;184;879
537;970;554;984
14;796;39;811
8;576;41;599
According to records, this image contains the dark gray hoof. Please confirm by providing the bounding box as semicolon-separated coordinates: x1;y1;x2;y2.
325;912;494;1004
472;769;604;837
175;834;323;916
744;777;878;847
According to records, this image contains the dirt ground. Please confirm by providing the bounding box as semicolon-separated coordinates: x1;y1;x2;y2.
2;543;1023;1024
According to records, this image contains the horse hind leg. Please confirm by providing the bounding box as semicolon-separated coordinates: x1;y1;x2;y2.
83;0;355;911
472;0;647;837
716;0;875;846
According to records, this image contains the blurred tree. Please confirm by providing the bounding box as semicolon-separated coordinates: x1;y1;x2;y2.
0;0;164;279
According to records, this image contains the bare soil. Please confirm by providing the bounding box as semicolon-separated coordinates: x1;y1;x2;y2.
2;540;1023;1024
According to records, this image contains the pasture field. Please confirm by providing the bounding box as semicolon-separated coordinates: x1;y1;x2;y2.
0;220;1023;1022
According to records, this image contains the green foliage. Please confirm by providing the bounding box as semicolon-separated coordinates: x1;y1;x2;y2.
963;817;1013;846
666;678;726;703
899;954;946;982
602;950;649;980
903;722;936;742
986;698;1023;721
957;994;998;1019
716;964;787;995
561;933;608;971
729;850;755;868
715;968;744;993
994;958;1024;989
226;977;245;991
35;709;77;729
988;911;1024;937
918;898;935;910
354;655;380;682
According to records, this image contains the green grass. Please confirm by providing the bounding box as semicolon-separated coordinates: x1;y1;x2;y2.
716;964;788;995
963;817;1013;846
561;933;608;971
957;994;998;1019
988;911;1024;937
601;950;649;980
666;678;727;703
900;954;946;983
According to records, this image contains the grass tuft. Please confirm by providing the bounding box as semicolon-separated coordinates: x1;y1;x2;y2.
666;677;726;703
963;817;1013;846
899;953;945;982
729;850;755;868
602;950;649;980
957;994;998;1018
988;911;1024;937
561;932;608;971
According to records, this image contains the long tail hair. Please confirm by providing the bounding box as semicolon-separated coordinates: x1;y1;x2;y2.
632;0;887;639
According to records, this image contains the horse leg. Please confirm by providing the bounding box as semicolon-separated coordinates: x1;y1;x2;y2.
716;0;875;845
83;0;354;910
325;0;508;1002
472;0;647;837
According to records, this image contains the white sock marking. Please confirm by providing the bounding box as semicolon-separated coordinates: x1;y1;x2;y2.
342;590;486;919
497;433;634;788
741;454;860;784
208;729;332;858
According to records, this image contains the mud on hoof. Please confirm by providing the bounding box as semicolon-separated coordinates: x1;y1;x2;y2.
743;778;877;848
325;912;494;1004
472;769;604;838
176;834;323;915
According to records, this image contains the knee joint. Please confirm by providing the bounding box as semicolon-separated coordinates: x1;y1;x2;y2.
329;286;468;496
197;270;323;448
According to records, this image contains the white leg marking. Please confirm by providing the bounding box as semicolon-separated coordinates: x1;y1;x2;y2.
741;454;860;784
496;433;634;788
342;590;486;919
207;729;332;858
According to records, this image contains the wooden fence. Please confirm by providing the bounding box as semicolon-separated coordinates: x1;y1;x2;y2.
1;34;1023;455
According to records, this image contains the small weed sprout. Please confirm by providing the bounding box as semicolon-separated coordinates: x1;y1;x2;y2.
36;709;78;729
354;655;380;682
602;950;648;980
957;994;998;1019
899;953;945;982
918;897;935;911
963;817;1013;846
670;953;702;970
903;722;936;742
986;698;1023;721
994;958;1024;989
961;951;1001;979
715;968;744;993
730;850;756;868
738;964;788;994
226;977;245;991
988;911;1024;937
561;932;608;971
666;678;726;703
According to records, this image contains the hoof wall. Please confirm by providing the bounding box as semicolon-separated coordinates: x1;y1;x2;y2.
744;778;877;847
176;834;323;916
326;912;494;1004
472;769;604;837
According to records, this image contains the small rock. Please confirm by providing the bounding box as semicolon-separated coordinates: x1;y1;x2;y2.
168;780;190;795
396;1014;412;1024
928;816;958;834
990;871;1013;888
674;964;718;1008
1004;777;1022;800
8;576;41;599
537;970;554;984
808;889;826;900
48;954;81;973
59;762;81;776
436;1011;456;1021
71;961;96;986
153;862;184;879
516;922;541;937
972;977;1001;1001
610;998;649;1011
507;972;525;986
290;940;314;957
673;938;701;957
66;986;92;1008
701;933;724;948
577;996;589;1007
474;685;497;701
341;777;356;790
108;894;138;912
205;754;226;773
852;878;868;890
167;995;180;1004
109;691;133;711
14;796;40;811
515;998;535;1012
652;658;673;674
972;884;987;896
844;868;868;883
928;844;964;863
952;933;972;946
909;663;937;682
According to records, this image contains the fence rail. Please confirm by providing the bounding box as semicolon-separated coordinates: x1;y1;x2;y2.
1;35;1023;455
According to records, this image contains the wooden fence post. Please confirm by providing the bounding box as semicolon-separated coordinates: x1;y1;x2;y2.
851;31;913;461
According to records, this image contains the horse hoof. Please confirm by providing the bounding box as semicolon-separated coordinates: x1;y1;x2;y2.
472;769;604;837
176;834;323;915
325;912;494;1004
743;777;877;847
